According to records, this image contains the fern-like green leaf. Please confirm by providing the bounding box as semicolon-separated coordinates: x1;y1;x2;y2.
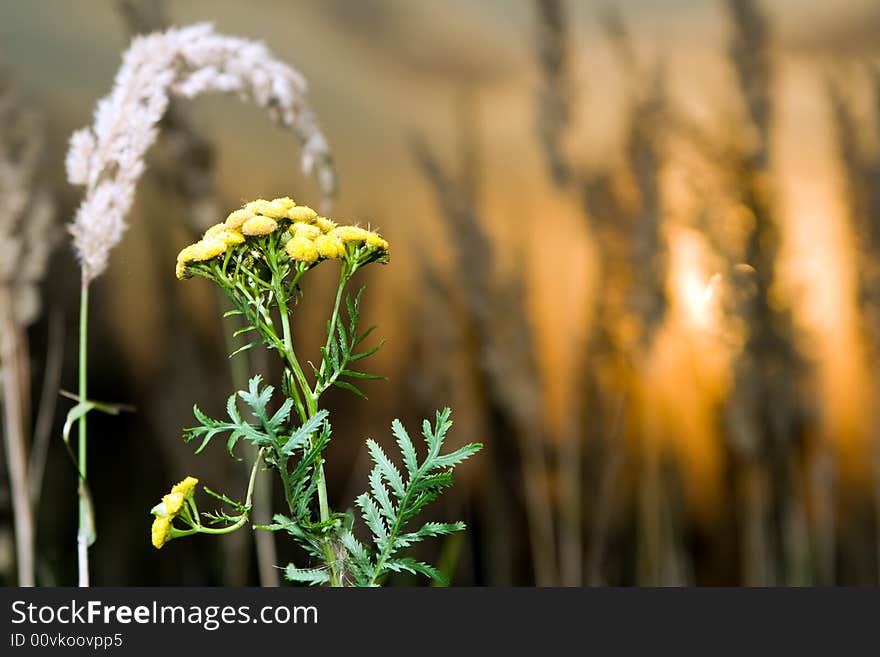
365;439;405;498
284;565;331;586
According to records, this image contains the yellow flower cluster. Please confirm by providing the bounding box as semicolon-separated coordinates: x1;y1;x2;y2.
175;197;389;278
151;476;199;549
284;216;389;265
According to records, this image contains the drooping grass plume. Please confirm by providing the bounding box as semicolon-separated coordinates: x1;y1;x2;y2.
64;23;337;586
117;0;280;587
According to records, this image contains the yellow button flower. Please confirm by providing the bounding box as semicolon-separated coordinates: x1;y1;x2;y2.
151;516;171;549
290;222;322;240
287;205;318;223
285;236;319;264
245;197;295;219
315;216;337;233
314;234;346;259
171;476;199;498
162;492;185;516
241;216;279;236
204;224;245;245
330;225;372;243
224;208;254;230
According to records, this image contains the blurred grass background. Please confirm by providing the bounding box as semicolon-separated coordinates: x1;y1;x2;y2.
1;0;880;585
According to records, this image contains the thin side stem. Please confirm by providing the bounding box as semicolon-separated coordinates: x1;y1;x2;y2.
77;283;90;587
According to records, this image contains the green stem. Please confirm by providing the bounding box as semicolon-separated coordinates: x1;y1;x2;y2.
316;267;348;386
193;447;265;536
274;269;338;586
77;282;89;587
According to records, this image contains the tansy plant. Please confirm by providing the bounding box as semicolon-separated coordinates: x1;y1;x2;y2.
151;196;481;586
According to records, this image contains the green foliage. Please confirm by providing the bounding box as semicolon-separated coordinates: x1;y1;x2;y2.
175;223;481;586
313;287;385;400
284;408;482;586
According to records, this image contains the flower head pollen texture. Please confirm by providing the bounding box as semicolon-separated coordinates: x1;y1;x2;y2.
241;215;278;236
151;516;172;549
286;235;318;264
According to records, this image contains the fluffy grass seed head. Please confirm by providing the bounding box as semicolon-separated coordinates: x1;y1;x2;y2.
66;23;336;283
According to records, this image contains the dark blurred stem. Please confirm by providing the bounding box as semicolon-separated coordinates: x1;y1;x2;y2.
587;395;626;585
77;283;90;587
638;411;661;586
874;422;880;584
1;291;35;586
809;444;835;586
29;310;64;510
738;458;772;585
558;419;582;585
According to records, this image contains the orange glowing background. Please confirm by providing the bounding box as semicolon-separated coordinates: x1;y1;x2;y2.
2;0;879;585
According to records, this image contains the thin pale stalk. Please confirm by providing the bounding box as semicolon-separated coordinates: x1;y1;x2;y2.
29;310;64;508
77;283;90;587
0;290;35;586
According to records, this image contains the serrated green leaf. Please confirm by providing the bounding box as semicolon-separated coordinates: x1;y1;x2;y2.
267;398;294;436
366;439;405;498
428;442;483;470
368;465;396;523
356;493;387;543
382;558;446;584
284;565;330;585
391;418;418;477
281;410;329;456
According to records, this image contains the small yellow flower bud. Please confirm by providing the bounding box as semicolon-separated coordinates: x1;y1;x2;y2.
162;492;185;516
245;197;294;219
192;238;228;261
151;516;171;549
176;243;200;264
224;208;254;230
217;230;245;246
313;234;346;259
203;223;227;239
171;476;199;498
175;261;188;280
330;225;372;243
285;236;319;264
287;205;319;223
365;233;389;251
290;222;322;240
315;216;337;232
241;216;279;236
